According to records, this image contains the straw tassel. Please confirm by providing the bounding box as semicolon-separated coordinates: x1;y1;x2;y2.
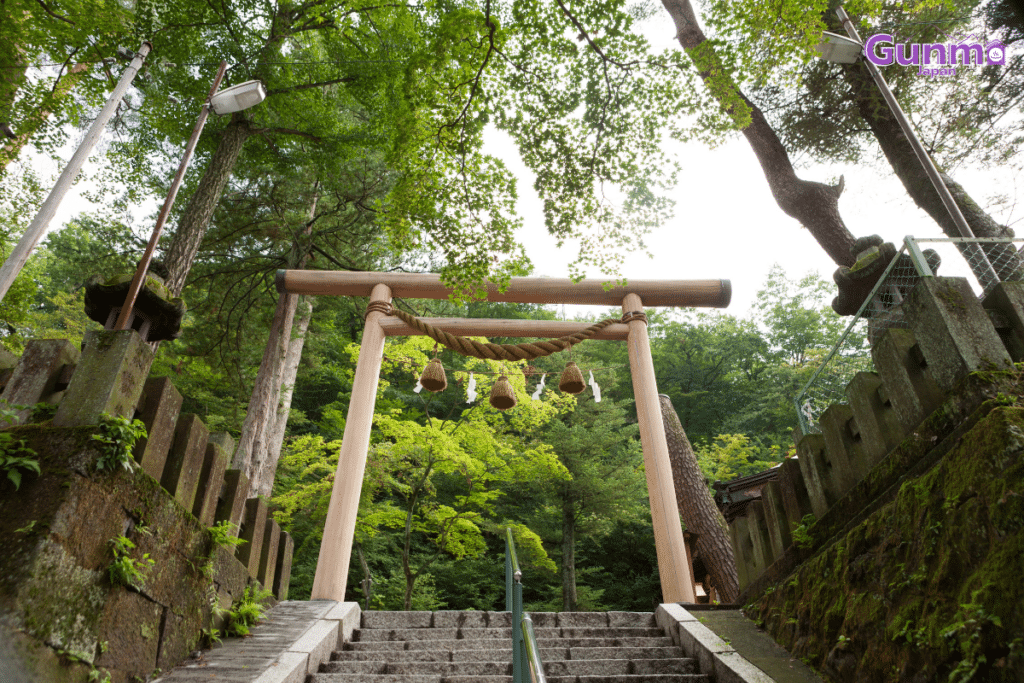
558;361;586;394
419;358;448;392
489;375;518;411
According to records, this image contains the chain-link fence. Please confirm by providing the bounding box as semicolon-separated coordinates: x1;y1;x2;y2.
794;236;1024;434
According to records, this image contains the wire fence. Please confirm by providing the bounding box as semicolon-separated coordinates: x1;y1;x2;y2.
794;235;1024;434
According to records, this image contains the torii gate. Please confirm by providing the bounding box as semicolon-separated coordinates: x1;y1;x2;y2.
275;270;731;604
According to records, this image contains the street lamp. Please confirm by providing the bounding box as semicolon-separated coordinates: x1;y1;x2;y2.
815;7;1000;290
114;67;265;332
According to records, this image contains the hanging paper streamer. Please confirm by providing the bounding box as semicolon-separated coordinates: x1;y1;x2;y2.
531;373;547;400
466;373;478;403
589;370;602;403
413;378;424;393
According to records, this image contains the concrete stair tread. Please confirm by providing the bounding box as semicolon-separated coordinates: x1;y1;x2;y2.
344;637;674;651
310;677;710;683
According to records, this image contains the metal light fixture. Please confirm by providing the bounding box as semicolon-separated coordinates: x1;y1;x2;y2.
814;31;862;64
210;80;267;115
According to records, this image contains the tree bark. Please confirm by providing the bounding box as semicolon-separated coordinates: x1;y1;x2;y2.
261;294;316;496
163;113;253;295
232;288;298;488
661;0;857;267
659;394;739;603
561;496;578;612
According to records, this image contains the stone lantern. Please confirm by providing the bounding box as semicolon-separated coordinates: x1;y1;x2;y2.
83;262;186;342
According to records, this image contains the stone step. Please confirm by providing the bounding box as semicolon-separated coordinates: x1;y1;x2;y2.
309;676;710;683
344;637;675;652
354;627;666;642
358;612;659;630
320;657;700;677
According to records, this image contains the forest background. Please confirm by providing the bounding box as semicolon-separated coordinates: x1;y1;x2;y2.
0;0;1020;611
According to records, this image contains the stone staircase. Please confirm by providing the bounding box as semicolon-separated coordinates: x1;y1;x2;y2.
309;611;710;683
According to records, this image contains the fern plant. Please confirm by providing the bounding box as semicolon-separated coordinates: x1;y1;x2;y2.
92;413;147;473
1;403;39;489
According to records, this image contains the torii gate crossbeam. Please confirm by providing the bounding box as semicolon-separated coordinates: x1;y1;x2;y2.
275;270;731;605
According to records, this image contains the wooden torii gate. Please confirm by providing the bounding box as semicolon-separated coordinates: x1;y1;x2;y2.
276;270;731;604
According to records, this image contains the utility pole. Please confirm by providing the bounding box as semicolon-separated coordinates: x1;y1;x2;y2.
0;42;152;302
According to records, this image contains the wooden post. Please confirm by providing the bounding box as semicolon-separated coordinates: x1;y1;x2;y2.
623;293;696;604
310;283;392;600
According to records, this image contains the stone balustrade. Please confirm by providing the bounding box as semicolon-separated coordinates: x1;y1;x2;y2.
727;277;1024;599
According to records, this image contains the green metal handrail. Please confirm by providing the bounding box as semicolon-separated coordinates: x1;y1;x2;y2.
506;528;546;683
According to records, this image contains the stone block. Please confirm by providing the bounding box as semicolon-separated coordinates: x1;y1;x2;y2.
0;339;79;424
0;345;17;369
433;610;488;628
486;611;513;627
746;501;773;578
761;480;791;558
677;620;735;676
237;497;269;578
557;612;608;627
258;518;282;591
93;589;162;674
133;376;183;481
904;276;1012;392
983;281;1024;361
607;611;656;627
818;403;866;494
287;619;339;673
846;371;906;469
654;603;695;646
729;516;753;592
160;413;209;512
193;440;230;527
324;602;360;642
215;469;250;534
53;330;152;427
274;531;294;601
208;431;236;456
254;650;308;683
871;327;944;433
713;651;775;683
361;610;432;629
795;433;840;518
776;458;813;532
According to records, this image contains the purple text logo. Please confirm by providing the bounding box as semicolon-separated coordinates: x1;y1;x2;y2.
865;33;1005;78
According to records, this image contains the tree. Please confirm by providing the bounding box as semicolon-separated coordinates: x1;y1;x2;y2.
660;394;738;603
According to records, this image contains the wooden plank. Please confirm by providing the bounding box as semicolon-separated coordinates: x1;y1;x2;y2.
276;270;731;308
378;317;631;340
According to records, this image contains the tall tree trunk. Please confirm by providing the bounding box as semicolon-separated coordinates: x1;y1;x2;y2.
659;395;739;603
661;0;857;267
260;294;315;496
163;113;253;295
232;289;298;487
829;22;1019;277
561;496;577;612
0;62;90;172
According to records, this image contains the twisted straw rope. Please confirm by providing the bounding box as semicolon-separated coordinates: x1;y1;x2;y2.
378;306;625;361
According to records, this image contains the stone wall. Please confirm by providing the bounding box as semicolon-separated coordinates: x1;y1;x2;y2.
723;278;1024;681
0;330;294;683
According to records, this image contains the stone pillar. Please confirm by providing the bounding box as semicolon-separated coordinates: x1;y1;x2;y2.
729;516;753;591
1;339;80;424
762;481;792;559
903;277;1012;392
311;284;391;600
795;432;839;519
274;531;294;601
193;439;230;527
258;518;281;590
846;371;905;469
161;413;209;511
776;458;814;532
237;497;268;578
622;293;696;604
214;469;249;534
746;501;773;578
818;404;868;494
54;330;152;427
983;282;1024;361
871;328;944;434
133;377;183;481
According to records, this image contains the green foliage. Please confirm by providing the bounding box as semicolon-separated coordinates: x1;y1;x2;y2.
208;521;246;552
224;586;274;638
92;414;147;474
696;434;782;485
0;403;39;490
29;402;58;423
107;536;155;590
791;514;817;550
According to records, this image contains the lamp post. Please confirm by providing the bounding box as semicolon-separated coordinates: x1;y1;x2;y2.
816;8;1000;290
114;66;266;331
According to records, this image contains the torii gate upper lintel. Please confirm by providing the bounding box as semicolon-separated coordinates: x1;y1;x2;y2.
275;270;731;606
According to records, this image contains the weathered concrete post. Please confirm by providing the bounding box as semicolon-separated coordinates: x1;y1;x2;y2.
0;339;79;424
623;292;696;604
310;283;392;600
54;330;152;427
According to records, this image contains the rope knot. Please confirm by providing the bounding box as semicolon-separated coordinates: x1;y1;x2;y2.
364;301;393;319
620;310;648;325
